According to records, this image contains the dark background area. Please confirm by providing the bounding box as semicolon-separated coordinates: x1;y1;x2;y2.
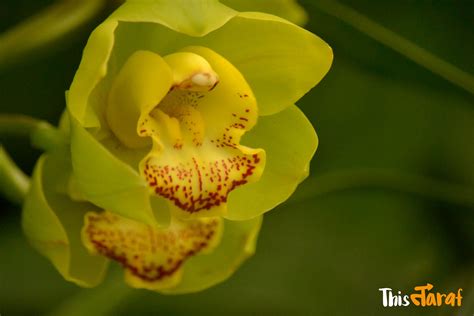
0;0;473;315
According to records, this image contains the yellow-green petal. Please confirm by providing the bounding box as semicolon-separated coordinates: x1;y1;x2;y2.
107;13;332;118
161;215;262;294
226;105;317;220
68;0;331;128
70;116;162;226
22;149;108;287
113;0;236;37
68;21;117;128
220;0;308;26
201;12;333;116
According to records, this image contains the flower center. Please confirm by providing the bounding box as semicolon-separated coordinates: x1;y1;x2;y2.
106;46;266;218
141;51;219;149
149;90;206;149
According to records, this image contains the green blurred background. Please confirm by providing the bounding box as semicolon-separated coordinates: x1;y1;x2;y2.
1;0;473;315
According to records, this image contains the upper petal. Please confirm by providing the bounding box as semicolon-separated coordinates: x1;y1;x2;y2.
113;0;236;37
220;0;308;26
68;1;331;128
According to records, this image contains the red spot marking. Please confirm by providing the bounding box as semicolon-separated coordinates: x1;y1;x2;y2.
209;81;219;91
192;157;203;192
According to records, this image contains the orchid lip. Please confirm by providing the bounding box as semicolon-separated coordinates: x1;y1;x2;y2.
110;47;266;218
105;47;266;218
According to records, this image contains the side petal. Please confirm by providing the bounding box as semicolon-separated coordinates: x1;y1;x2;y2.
226;105;318;220
68;21;117;128
70;116;162;226
22;149;108;287
162;216;262;294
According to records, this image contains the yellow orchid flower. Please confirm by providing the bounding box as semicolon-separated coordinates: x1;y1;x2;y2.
23;0;332;293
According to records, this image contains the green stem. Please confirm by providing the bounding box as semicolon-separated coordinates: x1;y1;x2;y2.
0;146;30;205
0;114;45;138
0;0;107;71
0;114;63;151
292;168;474;208
307;0;474;95
0;114;64;205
